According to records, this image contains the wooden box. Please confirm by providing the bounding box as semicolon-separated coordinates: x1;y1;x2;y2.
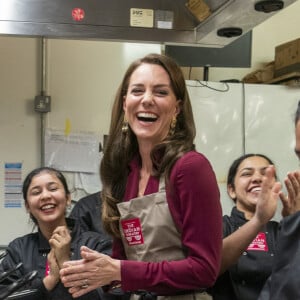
274;38;300;77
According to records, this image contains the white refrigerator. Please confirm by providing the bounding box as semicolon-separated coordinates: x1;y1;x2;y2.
187;80;300;219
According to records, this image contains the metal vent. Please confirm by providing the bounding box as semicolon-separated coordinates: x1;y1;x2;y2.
217;27;243;38
254;0;284;13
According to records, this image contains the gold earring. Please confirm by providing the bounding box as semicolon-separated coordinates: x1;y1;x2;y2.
169;116;177;136
122;116;128;133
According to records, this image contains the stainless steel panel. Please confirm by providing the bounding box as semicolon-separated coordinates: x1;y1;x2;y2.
0;0;298;46
195;0;298;46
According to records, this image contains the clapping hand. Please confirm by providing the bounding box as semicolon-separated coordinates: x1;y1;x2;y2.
280;171;300;217
49;225;71;269
254;165;282;224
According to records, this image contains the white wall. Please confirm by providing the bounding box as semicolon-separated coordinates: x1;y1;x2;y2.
0;37;40;245
0;1;300;245
46;40;161;134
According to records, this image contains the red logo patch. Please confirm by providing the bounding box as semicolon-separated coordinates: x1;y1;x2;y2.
247;232;268;251
45;260;50;276
121;218;144;246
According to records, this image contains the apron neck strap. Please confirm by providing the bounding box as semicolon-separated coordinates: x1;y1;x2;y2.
159;176;165;192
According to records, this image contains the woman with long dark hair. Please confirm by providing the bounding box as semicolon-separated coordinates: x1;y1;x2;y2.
60;53;223;300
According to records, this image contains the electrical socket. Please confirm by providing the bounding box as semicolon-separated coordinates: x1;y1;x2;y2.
34;95;51;113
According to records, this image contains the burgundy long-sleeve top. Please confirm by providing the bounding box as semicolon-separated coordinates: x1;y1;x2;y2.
112;151;222;294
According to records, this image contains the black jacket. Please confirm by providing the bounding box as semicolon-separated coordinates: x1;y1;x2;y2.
70;192;109;238
258;211;300;300
0;218;112;300
209;207;279;300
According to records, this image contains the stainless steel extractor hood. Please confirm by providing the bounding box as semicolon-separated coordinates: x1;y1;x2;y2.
0;0;297;47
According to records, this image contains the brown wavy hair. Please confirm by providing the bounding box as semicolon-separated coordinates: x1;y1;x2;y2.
100;53;196;237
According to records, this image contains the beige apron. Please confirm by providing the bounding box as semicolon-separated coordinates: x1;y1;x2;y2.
117;179;212;300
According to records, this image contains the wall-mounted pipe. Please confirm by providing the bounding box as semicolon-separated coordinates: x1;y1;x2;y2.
36;37;49;167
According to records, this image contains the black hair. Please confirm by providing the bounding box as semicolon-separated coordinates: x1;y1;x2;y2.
22;167;70;224
227;153;276;192
295;100;300;125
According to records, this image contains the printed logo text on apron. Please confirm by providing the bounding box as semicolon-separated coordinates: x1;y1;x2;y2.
121;218;144;246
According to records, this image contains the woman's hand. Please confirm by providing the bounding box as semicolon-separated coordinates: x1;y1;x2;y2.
254;165;282;225
49;225;71;269
60;246;121;298
43;249;60;291
280;170;300;217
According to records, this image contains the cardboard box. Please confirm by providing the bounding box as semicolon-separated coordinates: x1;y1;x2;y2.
242;61;274;83
185;0;211;22
274;38;300;77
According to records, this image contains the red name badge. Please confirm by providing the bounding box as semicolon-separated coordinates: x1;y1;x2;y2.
121;218;144;246
247;232;268;251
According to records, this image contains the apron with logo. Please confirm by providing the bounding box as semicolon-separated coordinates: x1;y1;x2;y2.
117;179;212;300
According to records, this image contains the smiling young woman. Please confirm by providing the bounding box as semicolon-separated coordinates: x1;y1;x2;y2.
59;53;223;300
0;167;112;300
209;153;282;300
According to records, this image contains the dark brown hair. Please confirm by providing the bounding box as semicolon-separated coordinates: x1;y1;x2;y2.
295;100;300;125
100;53;196;237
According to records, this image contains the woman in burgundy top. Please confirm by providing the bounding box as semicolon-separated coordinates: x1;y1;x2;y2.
60;53;223;299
